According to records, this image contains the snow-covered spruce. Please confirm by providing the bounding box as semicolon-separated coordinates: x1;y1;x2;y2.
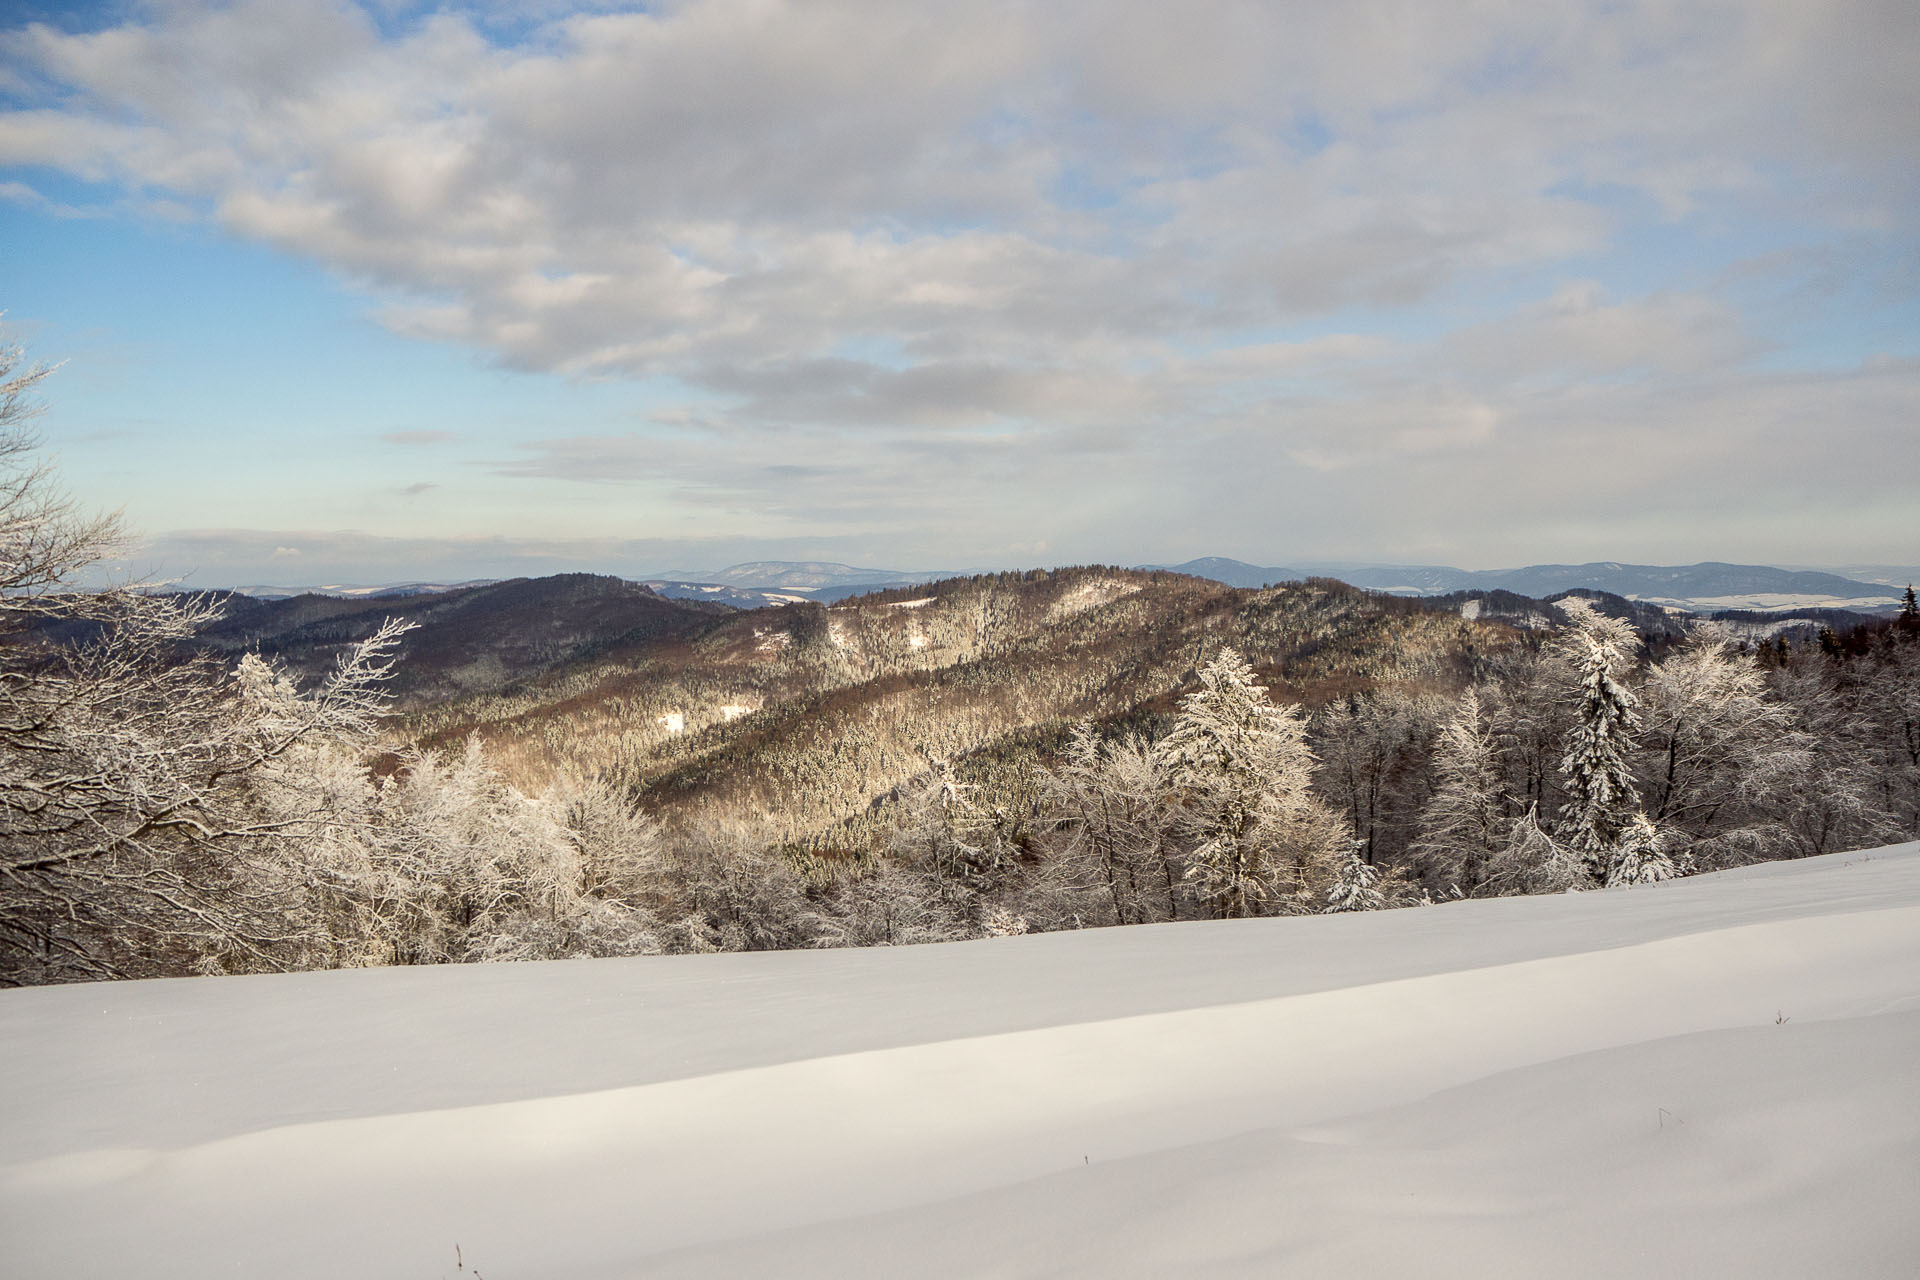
1323;842;1386;912
1606;812;1677;887
1554;597;1650;883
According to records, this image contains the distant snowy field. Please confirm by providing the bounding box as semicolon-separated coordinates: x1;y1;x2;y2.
5;846;1919;1279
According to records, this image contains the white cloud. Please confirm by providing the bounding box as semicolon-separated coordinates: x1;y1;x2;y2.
4;1;1915;568
8;1;1907;387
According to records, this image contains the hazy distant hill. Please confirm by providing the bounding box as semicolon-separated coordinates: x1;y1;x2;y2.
221;580;496;600
644;578;935;607
1829;564;1920;590
658;561;954;591
1146;557;1308;588
1157;558;1900;608
1458;562;1900;605
644;561;961;608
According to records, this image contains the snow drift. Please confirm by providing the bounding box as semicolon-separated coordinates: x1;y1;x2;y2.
4;844;1918;1278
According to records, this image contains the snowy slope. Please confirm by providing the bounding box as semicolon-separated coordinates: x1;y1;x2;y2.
4;845;1918;1279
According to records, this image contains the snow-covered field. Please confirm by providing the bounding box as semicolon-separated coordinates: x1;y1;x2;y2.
4;845;1919;1279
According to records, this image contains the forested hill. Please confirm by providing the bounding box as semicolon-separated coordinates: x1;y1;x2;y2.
398;567;1505;844
153;564;1897;854
192;573;731;703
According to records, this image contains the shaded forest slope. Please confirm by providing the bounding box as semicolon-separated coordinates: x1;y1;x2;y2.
195;573;730;703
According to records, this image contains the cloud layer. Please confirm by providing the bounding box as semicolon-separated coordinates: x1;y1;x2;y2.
3;0;1916;571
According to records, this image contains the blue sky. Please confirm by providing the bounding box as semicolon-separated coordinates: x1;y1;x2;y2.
2;0;1916;586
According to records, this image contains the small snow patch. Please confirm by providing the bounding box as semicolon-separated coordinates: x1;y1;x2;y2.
657;711;685;735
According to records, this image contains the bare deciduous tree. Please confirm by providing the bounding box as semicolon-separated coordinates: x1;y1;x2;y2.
0;345;411;982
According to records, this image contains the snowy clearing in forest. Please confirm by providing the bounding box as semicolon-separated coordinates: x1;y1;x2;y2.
1049;576;1144;620
4;844;1919;1279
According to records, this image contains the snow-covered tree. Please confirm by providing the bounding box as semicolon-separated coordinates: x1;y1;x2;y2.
1636;627;1807;868
1313;689;1444;869
658;816;817;953
1486;803;1586;895
818;858;977;947
1767;654;1908;856
1554;597;1646;882
980;904;1030;936
1482;643;1578;826
1861;637;1920;837
293;732;674;966
887;756;1006;885
1605;813;1676;887
1157;648;1343;917
1410;688;1506;893
1323;841;1386;913
1033;722;1179;924
0;346;414;982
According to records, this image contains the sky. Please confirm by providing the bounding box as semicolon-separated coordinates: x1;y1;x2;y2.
1;0;1916;587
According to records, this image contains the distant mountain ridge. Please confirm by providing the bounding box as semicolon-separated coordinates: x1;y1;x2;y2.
218;580;497;600
205;558;1909;613
657;561;955;591
1143;557;1308;589
1149;558;1903;608
644;561;963;608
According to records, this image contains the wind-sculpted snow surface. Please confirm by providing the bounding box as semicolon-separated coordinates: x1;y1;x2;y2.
3;846;1918;1278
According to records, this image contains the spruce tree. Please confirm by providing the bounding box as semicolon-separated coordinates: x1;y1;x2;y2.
1323;842;1385;912
1555;598;1645;882
1605;813;1676;887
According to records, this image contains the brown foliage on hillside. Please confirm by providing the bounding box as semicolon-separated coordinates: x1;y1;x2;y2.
402;568;1507;848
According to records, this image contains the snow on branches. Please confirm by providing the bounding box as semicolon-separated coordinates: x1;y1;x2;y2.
1157;648;1343;917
